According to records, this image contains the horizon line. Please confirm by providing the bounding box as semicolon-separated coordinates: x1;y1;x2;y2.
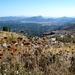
0;15;75;18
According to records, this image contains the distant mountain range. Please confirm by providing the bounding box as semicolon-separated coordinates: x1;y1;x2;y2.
0;16;75;23
0;16;75;27
0;16;75;35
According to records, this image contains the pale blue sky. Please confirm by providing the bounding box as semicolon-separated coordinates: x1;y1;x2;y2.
0;0;75;17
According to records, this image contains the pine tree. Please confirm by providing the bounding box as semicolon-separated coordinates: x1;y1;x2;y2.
3;26;10;32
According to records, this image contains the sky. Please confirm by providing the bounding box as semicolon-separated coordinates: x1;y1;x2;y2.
0;0;75;17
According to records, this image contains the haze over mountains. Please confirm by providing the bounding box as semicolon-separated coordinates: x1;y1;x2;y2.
0;16;75;36
0;16;75;23
0;16;75;26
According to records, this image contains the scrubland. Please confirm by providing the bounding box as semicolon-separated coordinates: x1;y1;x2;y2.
0;31;75;75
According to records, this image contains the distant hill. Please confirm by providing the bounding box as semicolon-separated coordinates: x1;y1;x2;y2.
61;23;75;31
21;16;45;22
0;16;23;21
0;16;75;24
0;16;45;22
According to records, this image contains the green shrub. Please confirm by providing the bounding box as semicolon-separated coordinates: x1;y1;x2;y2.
3;26;11;32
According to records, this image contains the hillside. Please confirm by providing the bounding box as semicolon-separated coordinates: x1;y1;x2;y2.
0;21;60;36
61;23;75;31
0;30;27;39
0;31;75;75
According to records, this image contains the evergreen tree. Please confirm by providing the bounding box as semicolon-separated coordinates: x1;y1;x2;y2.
3;26;10;32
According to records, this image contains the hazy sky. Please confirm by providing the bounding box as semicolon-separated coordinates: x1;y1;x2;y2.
0;0;75;17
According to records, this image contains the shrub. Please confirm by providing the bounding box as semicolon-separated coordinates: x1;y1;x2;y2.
3;26;11;32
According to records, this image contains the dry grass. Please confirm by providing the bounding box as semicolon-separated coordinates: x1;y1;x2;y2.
0;31;75;75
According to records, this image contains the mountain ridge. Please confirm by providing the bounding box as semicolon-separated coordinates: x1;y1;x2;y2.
0;16;75;22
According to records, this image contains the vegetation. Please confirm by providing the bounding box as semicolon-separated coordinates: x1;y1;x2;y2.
57;35;75;43
3;26;10;32
0;21;60;36
0;17;75;75
0;31;75;75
